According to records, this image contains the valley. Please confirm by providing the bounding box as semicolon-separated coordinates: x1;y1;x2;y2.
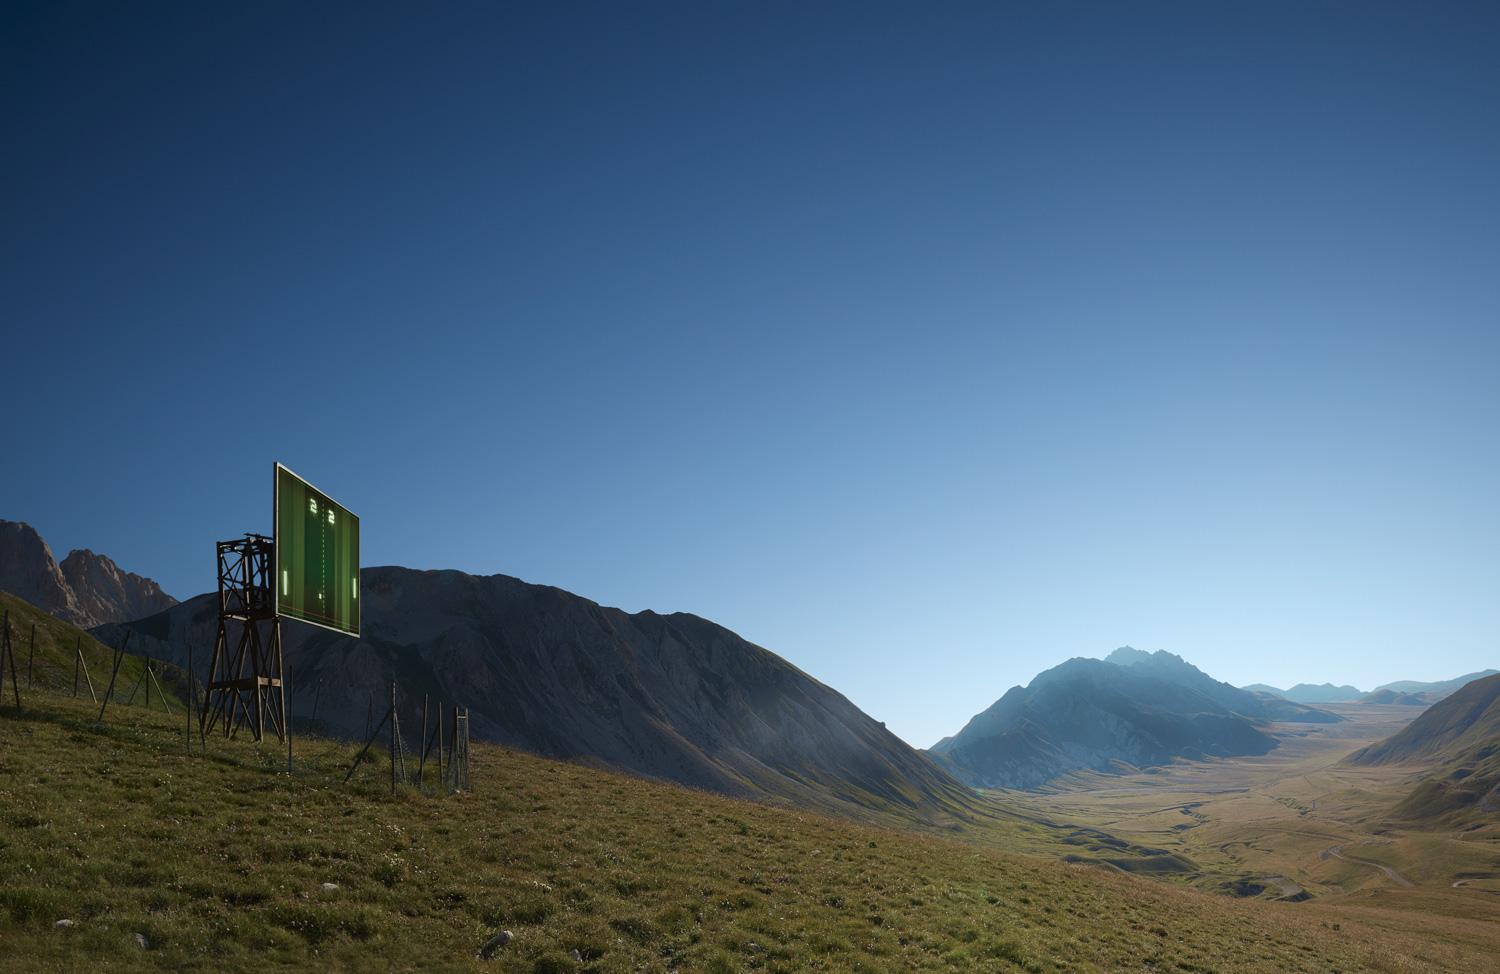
980;702;1500;955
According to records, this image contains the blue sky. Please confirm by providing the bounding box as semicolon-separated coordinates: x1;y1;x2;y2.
3;2;1498;747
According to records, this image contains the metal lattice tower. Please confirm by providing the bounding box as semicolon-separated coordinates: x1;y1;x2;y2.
200;534;288;752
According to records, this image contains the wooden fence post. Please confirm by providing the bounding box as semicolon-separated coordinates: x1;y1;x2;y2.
186;655;194;754
1;611;9;706
4;614;19;708
418;694;429;786
146;663;171;715
394;706;406;785
285;664;292;774
97;631;131;722
462;708;471;791
76;640;97;703
123;655;149;707
343;706;391;784
449;704;459;790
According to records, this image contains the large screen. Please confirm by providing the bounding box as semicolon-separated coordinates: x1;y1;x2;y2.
274;463;360;636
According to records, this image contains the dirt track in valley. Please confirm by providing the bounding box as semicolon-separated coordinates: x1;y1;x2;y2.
1323;845;1413;888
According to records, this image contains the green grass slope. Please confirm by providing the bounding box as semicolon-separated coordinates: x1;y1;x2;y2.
0;590;184;711
1390;754;1500;824
2;690;1494;972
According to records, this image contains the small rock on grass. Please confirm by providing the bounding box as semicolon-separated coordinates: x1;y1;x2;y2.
477;929;514;959
53;919;74;929
320;882;340;891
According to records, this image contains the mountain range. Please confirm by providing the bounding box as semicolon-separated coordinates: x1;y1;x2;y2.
1246;670;1499;706
6;516;1493;830
927;648;1339;791
1244;682;1364;704
1361;688;1430;706
0;519;176;628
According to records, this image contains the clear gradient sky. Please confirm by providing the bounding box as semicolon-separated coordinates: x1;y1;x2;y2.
4;2;1498;747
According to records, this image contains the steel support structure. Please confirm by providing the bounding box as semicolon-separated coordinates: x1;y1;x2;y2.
200;534;288;751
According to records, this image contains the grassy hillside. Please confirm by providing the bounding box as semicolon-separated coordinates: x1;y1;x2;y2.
1348;672;1500;767
95;570;987;832
1389;751;1500;824
2;691;1496;972
1347;673;1500;824
0;590;184;711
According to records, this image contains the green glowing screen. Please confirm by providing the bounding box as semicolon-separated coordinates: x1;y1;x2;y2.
274;463;360;636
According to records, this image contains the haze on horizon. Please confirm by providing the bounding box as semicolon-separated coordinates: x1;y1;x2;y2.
4;2;1498;749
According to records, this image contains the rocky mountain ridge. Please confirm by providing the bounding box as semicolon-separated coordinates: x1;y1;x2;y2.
1245;670;1499;706
927;647;1338;791
1278;682;1364;704
0;520;176;628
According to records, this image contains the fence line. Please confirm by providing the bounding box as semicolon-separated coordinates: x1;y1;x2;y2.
0;612;476;798
343;679;471;795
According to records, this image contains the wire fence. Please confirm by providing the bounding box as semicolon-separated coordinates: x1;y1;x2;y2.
1;608;473;798
342;681;471;794
0;608;186;715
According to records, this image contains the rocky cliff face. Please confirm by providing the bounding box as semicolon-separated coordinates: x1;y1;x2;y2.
1102;648;1341;724
58;548;177;626
0;520;178;627
0;520;77;620
98;566;981;827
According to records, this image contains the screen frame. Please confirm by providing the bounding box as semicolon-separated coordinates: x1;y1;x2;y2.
273;461;361;637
